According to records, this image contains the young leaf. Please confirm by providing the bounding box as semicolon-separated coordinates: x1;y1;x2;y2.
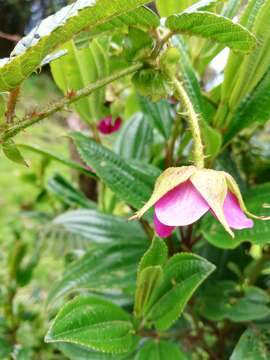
230;328;270;360
45;295;137;353
115;113;153;161
166;12;256;52
71;132;154;209
138;236;168;274
134;266;164;318
2;140;29;167
145;253;215;330
0;0;151;91
135;340;188;360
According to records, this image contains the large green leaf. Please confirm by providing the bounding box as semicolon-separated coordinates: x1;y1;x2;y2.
45;295;137;353
47;173;96;209
138;236;168;274
0;0;151;91
48;241;147;304
52;208;146;244
144;253;215;330
71;132;154;209
58;343;134;360
138;96;173;140
166;11;256;52
230;328;270;360
115;113;153;161
156;0;216;17
51;39;109;123
198;281;270;322
135;340;188;360
202;183;270;249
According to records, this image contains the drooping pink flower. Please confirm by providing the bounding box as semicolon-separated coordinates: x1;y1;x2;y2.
131;166;269;238
97;116;122;135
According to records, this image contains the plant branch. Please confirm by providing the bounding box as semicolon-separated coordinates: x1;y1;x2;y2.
5;87;20;124
0;63;143;142
168;75;205;168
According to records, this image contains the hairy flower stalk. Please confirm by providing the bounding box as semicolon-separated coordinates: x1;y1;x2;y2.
131;74;270;238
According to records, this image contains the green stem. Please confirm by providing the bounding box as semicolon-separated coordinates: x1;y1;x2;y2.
169;76;205;168
0;63;142;142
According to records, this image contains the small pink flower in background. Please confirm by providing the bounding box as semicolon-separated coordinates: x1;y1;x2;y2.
131;166;270;238
97;116;122;135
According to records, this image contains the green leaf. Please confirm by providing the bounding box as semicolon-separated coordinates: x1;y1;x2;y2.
71;132;154;209
156;0;197;17
2;140;29;166
51;39;109;123
0;0;151;91
17;143;96;178
198;281;270;322
230;328;270;360
138;236;168;274
134;266;164;318
47;173;96;209
138;96;173;140
145;253;215;330
135;340;188;360
224;67;270;144
201;120;222;158
45;295;137;353
48;241;147;304
52;208;147;244
166;12;256;52
58;343;134;360
0;93;5;120
202;183;270;249
115;113;153;161
123;28;154;61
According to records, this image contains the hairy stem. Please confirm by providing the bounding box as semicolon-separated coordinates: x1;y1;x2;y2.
5;87;20;124
169;76;205;168
0;63;142;142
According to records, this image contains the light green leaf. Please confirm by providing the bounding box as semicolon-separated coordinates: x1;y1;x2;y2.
135;340;188;360
202;183;270;249
51;39;109;123
2;140;29;166
48;240;147;304
166;12;256;52
45;295;137;353
47;173;96;209
230;328;270;360
145;253;215;330
115;113;153;161
138;96;173;140
0;0;151;91
156;0;196;17
134;266;164;318
138;236;168;274
71;132;154;209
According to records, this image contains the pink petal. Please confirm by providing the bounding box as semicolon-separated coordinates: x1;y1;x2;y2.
223;191;254;229
155;180;210;226
97;116;122;135
154;212;175;238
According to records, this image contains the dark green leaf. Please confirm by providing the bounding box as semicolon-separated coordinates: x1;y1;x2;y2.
135;340;188;360
138;236;168;274
45;295;137;353
71;132;153;209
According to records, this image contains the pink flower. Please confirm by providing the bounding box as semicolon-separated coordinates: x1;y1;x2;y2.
97;116;122;135
153;180;253;238
132;166;269;238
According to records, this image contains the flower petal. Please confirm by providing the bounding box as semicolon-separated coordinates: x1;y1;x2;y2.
154;212;175;238
130;166;196;220
223;192;254;229
155;180;210;226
